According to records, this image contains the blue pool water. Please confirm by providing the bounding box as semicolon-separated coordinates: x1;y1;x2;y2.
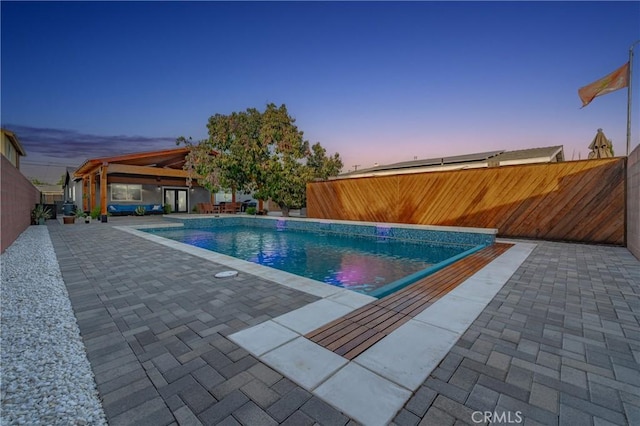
145;225;470;295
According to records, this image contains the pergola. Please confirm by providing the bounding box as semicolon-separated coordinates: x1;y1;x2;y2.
73;148;200;219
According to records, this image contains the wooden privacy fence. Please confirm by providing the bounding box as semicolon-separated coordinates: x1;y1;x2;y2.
307;158;626;245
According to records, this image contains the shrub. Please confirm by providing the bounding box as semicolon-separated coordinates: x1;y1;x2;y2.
163;204;172;214
246;206;257;215
90;206;101;219
31;205;52;223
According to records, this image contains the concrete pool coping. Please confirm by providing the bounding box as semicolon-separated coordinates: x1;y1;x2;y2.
117;223;535;425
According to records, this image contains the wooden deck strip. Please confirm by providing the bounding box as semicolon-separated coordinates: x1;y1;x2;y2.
305;303;376;339
392;297;432;316
404;301;435;317
334;328;381;357
314;321;361;346
346;304;395;324
306;243;513;358
374;253;487;308
305;306;392;342
375;260;463;304
342;332;388;360
376;258;481;311
374;314;411;334
325;324;370;351
365;309;399;329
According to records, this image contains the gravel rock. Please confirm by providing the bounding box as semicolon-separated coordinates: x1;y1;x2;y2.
1;226;107;425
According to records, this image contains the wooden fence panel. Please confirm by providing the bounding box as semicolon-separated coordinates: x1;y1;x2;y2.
307;158;625;244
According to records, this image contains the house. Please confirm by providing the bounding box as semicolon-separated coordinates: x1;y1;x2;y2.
34;184;64;204
336;146;565;180
69;148;214;220
63;166;78;203
1;128;27;169
1;128;41;253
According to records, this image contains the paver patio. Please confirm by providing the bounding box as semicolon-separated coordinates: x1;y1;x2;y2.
46;216;640;425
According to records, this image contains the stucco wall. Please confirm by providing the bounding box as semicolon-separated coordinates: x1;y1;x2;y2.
628;145;640;260
1;155;41;253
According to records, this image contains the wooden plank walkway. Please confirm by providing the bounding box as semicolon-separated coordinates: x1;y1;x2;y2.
305;243;513;360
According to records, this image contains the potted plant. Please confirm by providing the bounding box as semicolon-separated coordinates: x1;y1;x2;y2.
63;213;75;224
75;209;90;223
31;205;52;225
90;206;101;221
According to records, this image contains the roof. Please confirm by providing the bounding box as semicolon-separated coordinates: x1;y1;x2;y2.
338;145;565;179
1;128;27;156
491;146;564;163
74;147;191;176
64;167;79;186
34;184;64;194
341;150;504;177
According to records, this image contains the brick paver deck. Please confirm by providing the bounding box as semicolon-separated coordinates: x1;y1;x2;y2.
46;217;640;425
392;241;640;426
48;217;356;426
307;244;512;360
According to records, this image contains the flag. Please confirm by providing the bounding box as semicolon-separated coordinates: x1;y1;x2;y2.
578;62;629;107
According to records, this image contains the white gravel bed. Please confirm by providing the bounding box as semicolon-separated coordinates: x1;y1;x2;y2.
1;226;107;425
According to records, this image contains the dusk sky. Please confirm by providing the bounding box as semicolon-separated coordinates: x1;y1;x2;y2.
2;1;639;183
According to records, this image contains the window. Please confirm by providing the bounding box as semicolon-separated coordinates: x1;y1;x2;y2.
214;190;233;202
111;184;142;201
3;138;16;164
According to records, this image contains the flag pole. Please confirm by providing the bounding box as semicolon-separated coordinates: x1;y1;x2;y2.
628;40;640;156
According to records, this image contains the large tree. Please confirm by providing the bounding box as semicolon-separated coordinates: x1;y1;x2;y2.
307;142;343;181
178;103;343;216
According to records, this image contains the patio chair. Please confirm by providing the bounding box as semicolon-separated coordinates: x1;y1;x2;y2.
222;202;237;214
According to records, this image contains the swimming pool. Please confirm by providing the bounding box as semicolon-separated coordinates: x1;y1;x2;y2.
145;216;497;297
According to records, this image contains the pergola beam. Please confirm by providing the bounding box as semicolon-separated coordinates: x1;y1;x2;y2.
107;163;192;178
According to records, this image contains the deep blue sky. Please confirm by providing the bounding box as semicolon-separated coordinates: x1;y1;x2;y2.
2;1;639;182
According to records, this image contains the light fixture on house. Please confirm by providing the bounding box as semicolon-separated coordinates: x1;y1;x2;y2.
156;185;161;191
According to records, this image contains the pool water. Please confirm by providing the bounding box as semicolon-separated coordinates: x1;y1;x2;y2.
146;226;469;295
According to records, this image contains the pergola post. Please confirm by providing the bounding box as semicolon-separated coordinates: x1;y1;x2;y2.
100;163;108;222
91;173;100;213
88;173;95;212
82;176;90;212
